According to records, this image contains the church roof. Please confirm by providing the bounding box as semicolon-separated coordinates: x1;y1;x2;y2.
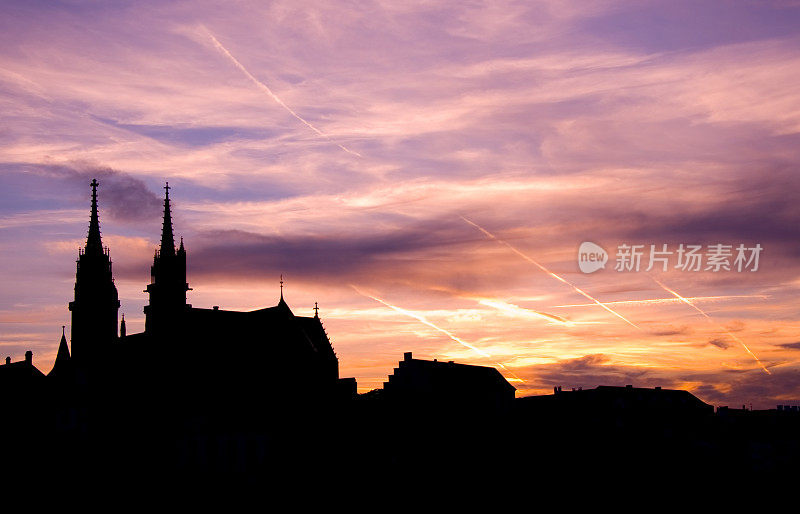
295;315;336;358
124;300;336;365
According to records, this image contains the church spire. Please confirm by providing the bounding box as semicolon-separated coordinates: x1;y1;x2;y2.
56;326;70;362
144;182;189;334
69;179;120;362
48;325;73;378
277;274;290;312
85;179;103;255
160;182;175;256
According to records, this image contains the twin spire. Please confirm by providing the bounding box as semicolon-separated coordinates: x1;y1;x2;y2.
85;180;307;318
85;179;179;257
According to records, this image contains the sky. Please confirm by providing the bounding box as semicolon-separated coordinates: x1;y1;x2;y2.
1;0;800;408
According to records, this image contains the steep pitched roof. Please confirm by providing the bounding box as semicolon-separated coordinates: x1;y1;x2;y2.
47;327;71;378
295;315;336;359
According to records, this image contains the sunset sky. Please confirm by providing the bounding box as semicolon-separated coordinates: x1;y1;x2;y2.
1;0;799;408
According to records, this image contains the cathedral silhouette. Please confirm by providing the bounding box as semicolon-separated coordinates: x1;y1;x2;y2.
51;179;352;404
0;179;364;485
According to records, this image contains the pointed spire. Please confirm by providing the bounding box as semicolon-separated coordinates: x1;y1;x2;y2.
56;325;70;362
178;236;185;253
160;182;175;256
85;179;104;255
277;274;289;309
120;314;126;338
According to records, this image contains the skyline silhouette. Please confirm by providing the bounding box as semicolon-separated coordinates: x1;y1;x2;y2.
2;174;798;409
2;1;800;410
1;178;799;488
4;179;796;414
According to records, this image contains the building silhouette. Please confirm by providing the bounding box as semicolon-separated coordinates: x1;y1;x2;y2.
518;384;714;417
0;179;358;483
383;351;515;413
48;180;348;406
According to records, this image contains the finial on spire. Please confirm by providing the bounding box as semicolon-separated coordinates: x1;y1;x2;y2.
120;313;126;338
62;325;65;337
314;302;319;318
280;274;284;300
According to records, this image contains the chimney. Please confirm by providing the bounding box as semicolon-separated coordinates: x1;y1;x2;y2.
213;306;219;311
404;352;412;361
4;356;9;365
25;350;32;365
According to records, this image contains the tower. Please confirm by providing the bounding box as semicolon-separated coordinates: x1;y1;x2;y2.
68;179;120;363
144;182;190;334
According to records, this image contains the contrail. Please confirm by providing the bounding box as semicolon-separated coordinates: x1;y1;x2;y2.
554;295;768;308
650;276;770;375
460;216;640;329
201;25;362;158
351;285;523;382
477;298;573;326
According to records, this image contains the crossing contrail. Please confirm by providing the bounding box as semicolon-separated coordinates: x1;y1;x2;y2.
554;295;768;308
461;216;640;329
351;285;523;382
201;25;362;158
650;276;770;375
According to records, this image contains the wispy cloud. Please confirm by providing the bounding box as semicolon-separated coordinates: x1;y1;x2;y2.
199;25;362;158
